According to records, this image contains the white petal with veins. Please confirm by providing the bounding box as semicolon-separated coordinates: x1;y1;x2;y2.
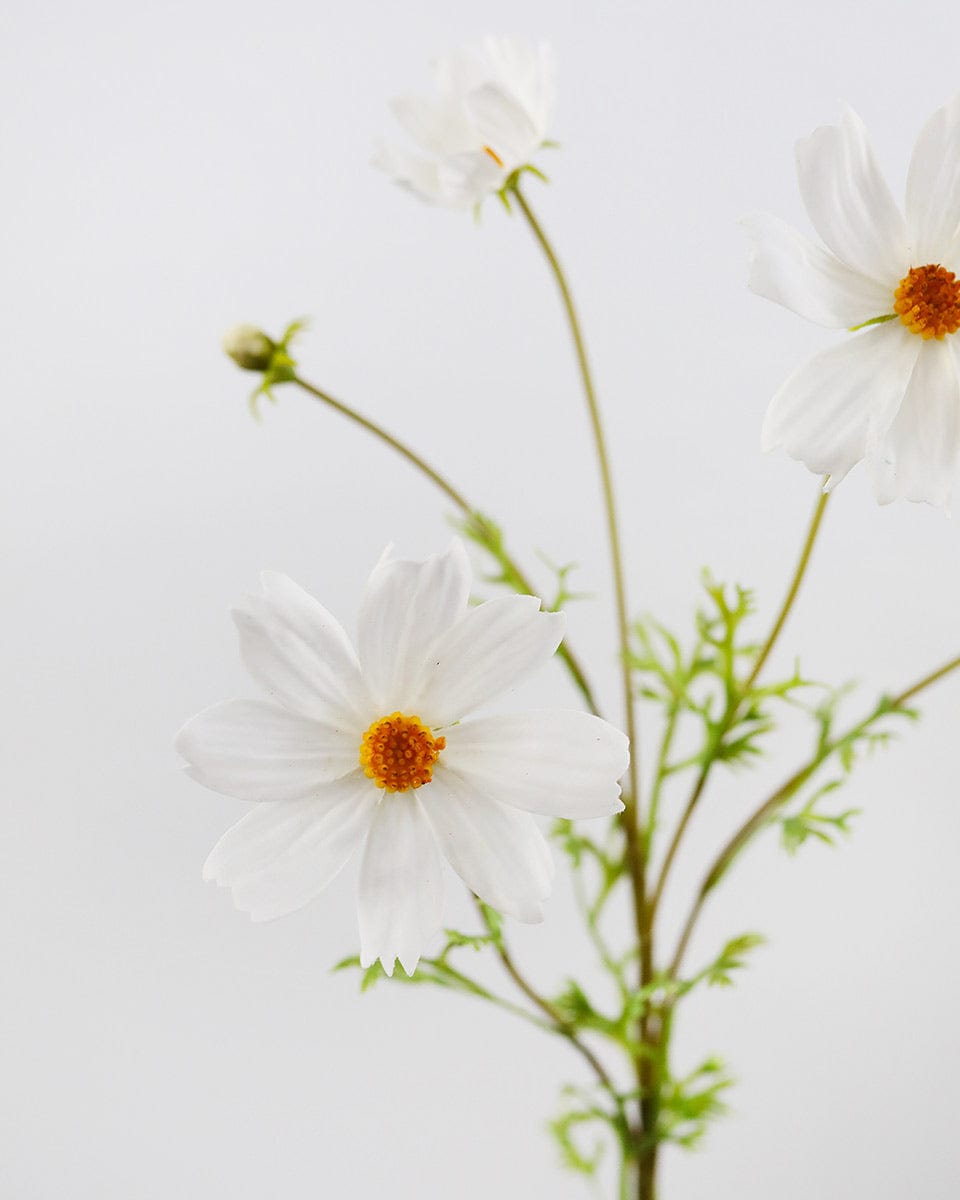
443;710;627;819
176;699;359;801
421;770;554;923
358;793;445;977
795;106;907;285
905;94;960;264
742;213;892;329
762;322;919;486
868;337;960;507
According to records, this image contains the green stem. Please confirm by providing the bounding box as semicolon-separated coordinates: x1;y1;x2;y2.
422;962;556;1034
649;485;830;929
645;703;681;850
473;898;621;1104
475;898;638;1166
572;862;628;1001
290;372;600;716
668;649;960;979
511;185;653;1189
742;487;830;694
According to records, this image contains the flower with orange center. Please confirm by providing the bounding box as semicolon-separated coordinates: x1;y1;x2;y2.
177;542;629;977
743;97;960;507
359;712;445;792
373;36;555;209
894;265;960;339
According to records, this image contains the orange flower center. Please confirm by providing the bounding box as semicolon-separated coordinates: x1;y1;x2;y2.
483;144;505;168
894;264;960;339
359;712;445;793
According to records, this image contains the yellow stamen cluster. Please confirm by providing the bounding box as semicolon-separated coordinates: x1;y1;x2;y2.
359;712;445;793
483;144;505;168
894;264;960;339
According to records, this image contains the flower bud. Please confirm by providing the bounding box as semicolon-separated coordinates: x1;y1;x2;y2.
222;325;275;372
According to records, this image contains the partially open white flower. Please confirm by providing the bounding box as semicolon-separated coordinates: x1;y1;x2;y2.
373;36;555;209
176;541;627;976
744;98;960;508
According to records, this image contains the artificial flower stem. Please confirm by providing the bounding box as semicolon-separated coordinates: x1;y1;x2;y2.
667;649;960;980
648;484;830;929
290;373;600;716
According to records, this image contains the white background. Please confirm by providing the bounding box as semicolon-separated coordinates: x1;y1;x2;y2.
3;0;960;1196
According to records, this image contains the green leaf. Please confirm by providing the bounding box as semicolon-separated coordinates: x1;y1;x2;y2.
781;790;861;855
702;933;766;988
632;571;821;786
655;1058;734;1149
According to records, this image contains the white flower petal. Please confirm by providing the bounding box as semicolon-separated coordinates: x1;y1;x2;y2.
371;142;453;207
232;572;369;724
762;322;919;487
442;710;627;819
176;699;360;801
358;793;445;977
415;596;564;726
867;338;960;508
796;106;908;285
204;772;378;922
464;83;539;167
905;94;960;264
741;213;893;328
433;46;488;102
383;37;553;209
388;94;477;157
420;770;554;923
436;151;506;207
481;36;555;140
357;540;471;712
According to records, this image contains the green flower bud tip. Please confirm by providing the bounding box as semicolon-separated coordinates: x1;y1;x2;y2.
222;324;276;372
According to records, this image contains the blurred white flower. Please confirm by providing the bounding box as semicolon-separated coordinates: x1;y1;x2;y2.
744;98;960;507
373;36;555;209
177;541;627;976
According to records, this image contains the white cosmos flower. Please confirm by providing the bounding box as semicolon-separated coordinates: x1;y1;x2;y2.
176;541;627;977
372;35;555;209
744;98;960;508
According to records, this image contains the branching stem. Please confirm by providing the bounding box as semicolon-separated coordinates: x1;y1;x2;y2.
649;485;830;929
667;650;960;979
473;899;627;1125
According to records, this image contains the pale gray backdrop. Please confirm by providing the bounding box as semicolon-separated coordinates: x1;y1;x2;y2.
2;0;959;1196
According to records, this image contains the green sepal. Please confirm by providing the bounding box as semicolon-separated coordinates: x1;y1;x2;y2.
848;312;897;332
248;317;308;418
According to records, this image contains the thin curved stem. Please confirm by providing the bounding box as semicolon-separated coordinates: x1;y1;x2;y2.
892;653;960;706
510;186;646;950
571;863;629;1002
422;961;557;1034
290;372;600;716
645;703;681;849
742;486;830;695
649;484;830;929
667;649;960;979
510;185;651;1174
472;899;624;1111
